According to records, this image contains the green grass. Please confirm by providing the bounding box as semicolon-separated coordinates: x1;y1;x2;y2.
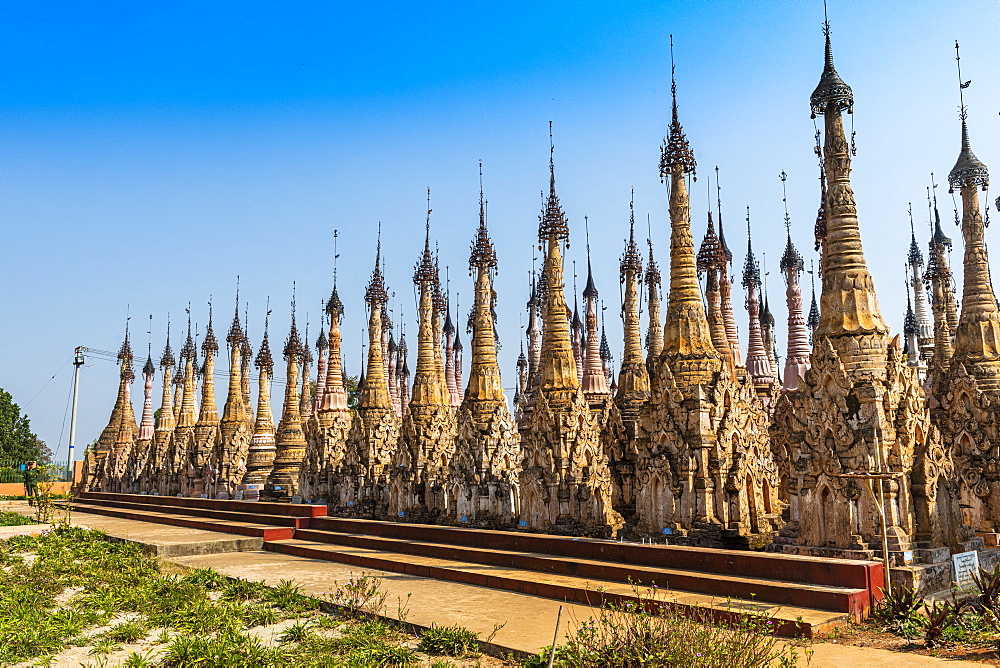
0;510;38;526
0;527;451;666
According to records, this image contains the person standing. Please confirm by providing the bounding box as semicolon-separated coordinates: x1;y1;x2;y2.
22;461;39;506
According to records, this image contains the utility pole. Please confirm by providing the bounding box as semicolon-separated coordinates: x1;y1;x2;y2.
67;347;86;481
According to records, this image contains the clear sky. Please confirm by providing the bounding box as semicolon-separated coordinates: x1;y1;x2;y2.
2;1;998;461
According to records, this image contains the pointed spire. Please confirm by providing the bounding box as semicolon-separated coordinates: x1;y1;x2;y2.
714;167;741;366
157;316;177;433
538;121;570;241
743;208;773;394
660;43;719;386
947;46;1000;391
659;35;696;180
697;191;733;369
807;264;820;343
467;173;507;404
715;166;733;265
644;228;664;368
197;298;220;425
242;300;276;494
222;284;247;426
779;173;811;390
811;17;888;365
177;306;199;429
411;197;450;409
948;42;989;193
617;190;650;406
582;217;609;398
360;229;392;411
537;126;580;395
263;290;307;500
809;19;853;118
138;316;156;443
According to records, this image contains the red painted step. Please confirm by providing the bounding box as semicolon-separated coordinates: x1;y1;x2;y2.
66;502;295;540
304;516;882;613
288;528;866;614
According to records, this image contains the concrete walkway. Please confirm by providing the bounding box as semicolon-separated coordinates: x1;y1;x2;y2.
3;505;984;666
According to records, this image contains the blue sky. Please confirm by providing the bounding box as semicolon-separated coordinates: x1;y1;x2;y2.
2;1;998;460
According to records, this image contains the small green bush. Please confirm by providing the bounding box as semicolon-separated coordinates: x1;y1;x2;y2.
105;620;148;643
418;623;480;656
182;568;228;590
0;510;37;526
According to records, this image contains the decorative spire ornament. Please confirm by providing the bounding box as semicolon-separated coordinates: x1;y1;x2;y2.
779;172;810;391
810;20;889;372
697;174;734;371
582;216;610;400
264;288;308;501
644;226;663;372
907;203;935;363
715;167;742;366
743;208;774;398
659;42;721;388
616;190;650;411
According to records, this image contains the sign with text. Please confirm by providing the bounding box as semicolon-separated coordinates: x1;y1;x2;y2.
953;550;980;589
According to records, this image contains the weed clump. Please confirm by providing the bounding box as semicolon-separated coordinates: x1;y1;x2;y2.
527;584;799;667
418;623;480;656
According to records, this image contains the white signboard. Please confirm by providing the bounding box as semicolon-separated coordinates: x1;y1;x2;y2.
953;550;980;589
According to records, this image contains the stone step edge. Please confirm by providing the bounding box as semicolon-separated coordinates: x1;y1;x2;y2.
292;527;865;612
265;538;848;638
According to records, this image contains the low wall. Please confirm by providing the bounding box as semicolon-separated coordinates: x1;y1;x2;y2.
0;482;73;497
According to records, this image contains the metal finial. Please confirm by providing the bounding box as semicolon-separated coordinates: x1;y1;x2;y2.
780;171;790;234
660;35;696;179
779;173;803;273
333;229;340;287
956;41;969;115
948;41;988;191
742;205;761;288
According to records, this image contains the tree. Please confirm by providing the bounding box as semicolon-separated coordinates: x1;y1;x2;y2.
0;389;46;462
345;374;360;411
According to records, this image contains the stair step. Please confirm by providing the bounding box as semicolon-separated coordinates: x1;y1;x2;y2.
266;537;849;638
293;528;866;613
78;491;327;518
66;503;295;540
70;498;304;528
305;517;881;596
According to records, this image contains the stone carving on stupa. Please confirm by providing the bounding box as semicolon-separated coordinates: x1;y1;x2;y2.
341;233;400;515
518;125;622;537
770;25;962;574
390;201;457;520
447;168;521;525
